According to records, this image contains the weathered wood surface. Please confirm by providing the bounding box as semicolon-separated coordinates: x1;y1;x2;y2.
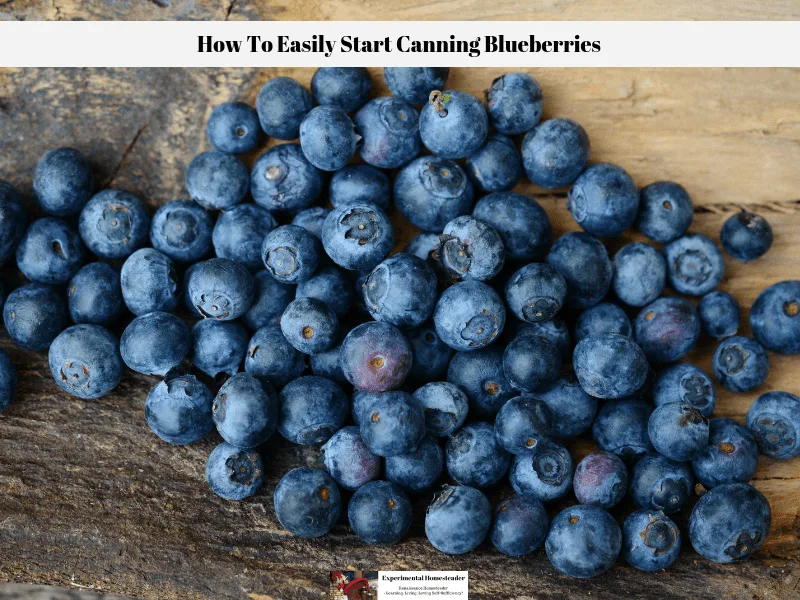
0;68;799;599
2;0;800;21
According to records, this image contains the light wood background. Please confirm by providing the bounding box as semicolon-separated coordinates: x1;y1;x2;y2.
0;65;799;599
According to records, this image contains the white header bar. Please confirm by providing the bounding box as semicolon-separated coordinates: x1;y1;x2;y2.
0;21;798;67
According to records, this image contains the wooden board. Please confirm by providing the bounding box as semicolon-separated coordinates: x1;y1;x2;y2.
0;67;799;600
3;0;800;21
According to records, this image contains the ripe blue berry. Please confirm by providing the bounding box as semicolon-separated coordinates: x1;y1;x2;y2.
648;402;709;462
636;181;693;243
521;118;590;189
384;67;449;104
278;375;348;445
359;391;425;457
17;217;85;285
79;189;150;259
405;323;454;384
486;72;543;135
329;165;391;210
538;375;598;440
355;97;421;169
280;297;339;355
190;319;248;380
311;67;372;112
622;510;681;572
592;399;653;461
505;263;567;324
348;480;412;545
321;426;380;491
494;395;553;454
296;265;354;319
120;312;190;376
244;325;305;389
749;280;800;354
48;324;123;399
664;233;725;296
693;418;759;488
262;224;321;284
213;373;278;449
630;453;694;514
322;203;394;272
413;381;468;437
186;150;249;210
242;270;295;330
698;290;740;339
502;335;560;393
206;443;263;501
385;434;444;493
568;162;640;238
33;147;93;216
187;258;255;321
466;133;522;193
145;374;214;445
274;467;342;537
446;421;511;488
653;363;716;417
434;281;505;352
510;439;573;502
363;253;437;328
434;216;504;282
255;76;313;140
573;452;628;508
545;505;621;579
213;204;277;270
120;248;179;316
573;333;649;399
473;192;551;262
721;210;773;263
419;90;488;159
0;181;28;266
251;143;324;215
712;336;769;393
291;206;330;239
299;106;359;171
634;296;701;364
3;284;67;350
447;347;515;419
206;101;260;154
612;242;667;307
340;322;412;393
746;391;800;459
424;485;491;555
490;494;548;557
546;232;612;310
149;199;213;264
67;262;122;326
574;302;632;343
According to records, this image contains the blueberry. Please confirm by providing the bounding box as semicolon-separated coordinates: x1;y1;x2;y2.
120;248;179;316
206;101;260;154
340;322;412;393
206;443;264;501
434;216;504;282
574;303;632;343
299;106;359;172
636;181;693;243
244;325;305;389
3;284;67;350
310;340;346;385
630;453;693;514
120;312;189;376
546;232;612;309
363;253;438;328
322;203;394;272
255;76;313;140
573;333;648;399
521;118;591;189
406;323;454;384
491;494;548;557
612;242;667;307
447;347;515;418
513;317;572;362
279;375;348;445
79;189;150;259
212;204;276;270
150;199;213;264
592;399;653;461
188;258;254;321
545;505;621;579
384;67;449;104
186;150;249;211
494;395;553;454
385;434;444;493
213;372;278;448
274;467;342;537
504;263;567;324
746;391;800;459
348;480;412;545
322;426;380;491
359;391;425;457
48;324;123;399
33;147;93;216
291;207;330;240
424;485;491;554
693;418;759;488
355;97;421;169
190;319;248;380
419;90;488;159
329;165;390;210
573;451;628;508
311;67;371;112
262;224;321;284
67;262;122;326
466;133;523;193
0;181;27;266
698;290;740;339
484;72;542;135
538;375;598;439
145;374;214;445
721;210;773;263
280;297;338;355
394;156;474;232
446;421;510;488
472;192;551;262
664;233;725;296
622;510;681;572
181;263;201;316
648;402;709;462
250;143;324;215
413;381;468;437
749;280;800;354
509;439;573;502
688;482;771;563
241;270;295;330
296;265;354;319
653;363;716;417
16;217;85;285
568;163;640;237
634;296;701;364
0;349;15;411
502;335;560;393
712;336;769;393
434;281;505;352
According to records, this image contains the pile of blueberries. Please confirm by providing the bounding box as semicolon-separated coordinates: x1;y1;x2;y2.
0;66;799;579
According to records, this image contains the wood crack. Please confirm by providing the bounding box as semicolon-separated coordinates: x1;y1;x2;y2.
103;122;149;188
225;0;238;20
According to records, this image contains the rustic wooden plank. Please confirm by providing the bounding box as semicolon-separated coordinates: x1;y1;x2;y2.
0;584;133;599
0;67;799;599
2;0;800;21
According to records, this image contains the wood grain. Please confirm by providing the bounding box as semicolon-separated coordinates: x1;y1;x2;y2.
2;0;800;21
0;67;799;599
